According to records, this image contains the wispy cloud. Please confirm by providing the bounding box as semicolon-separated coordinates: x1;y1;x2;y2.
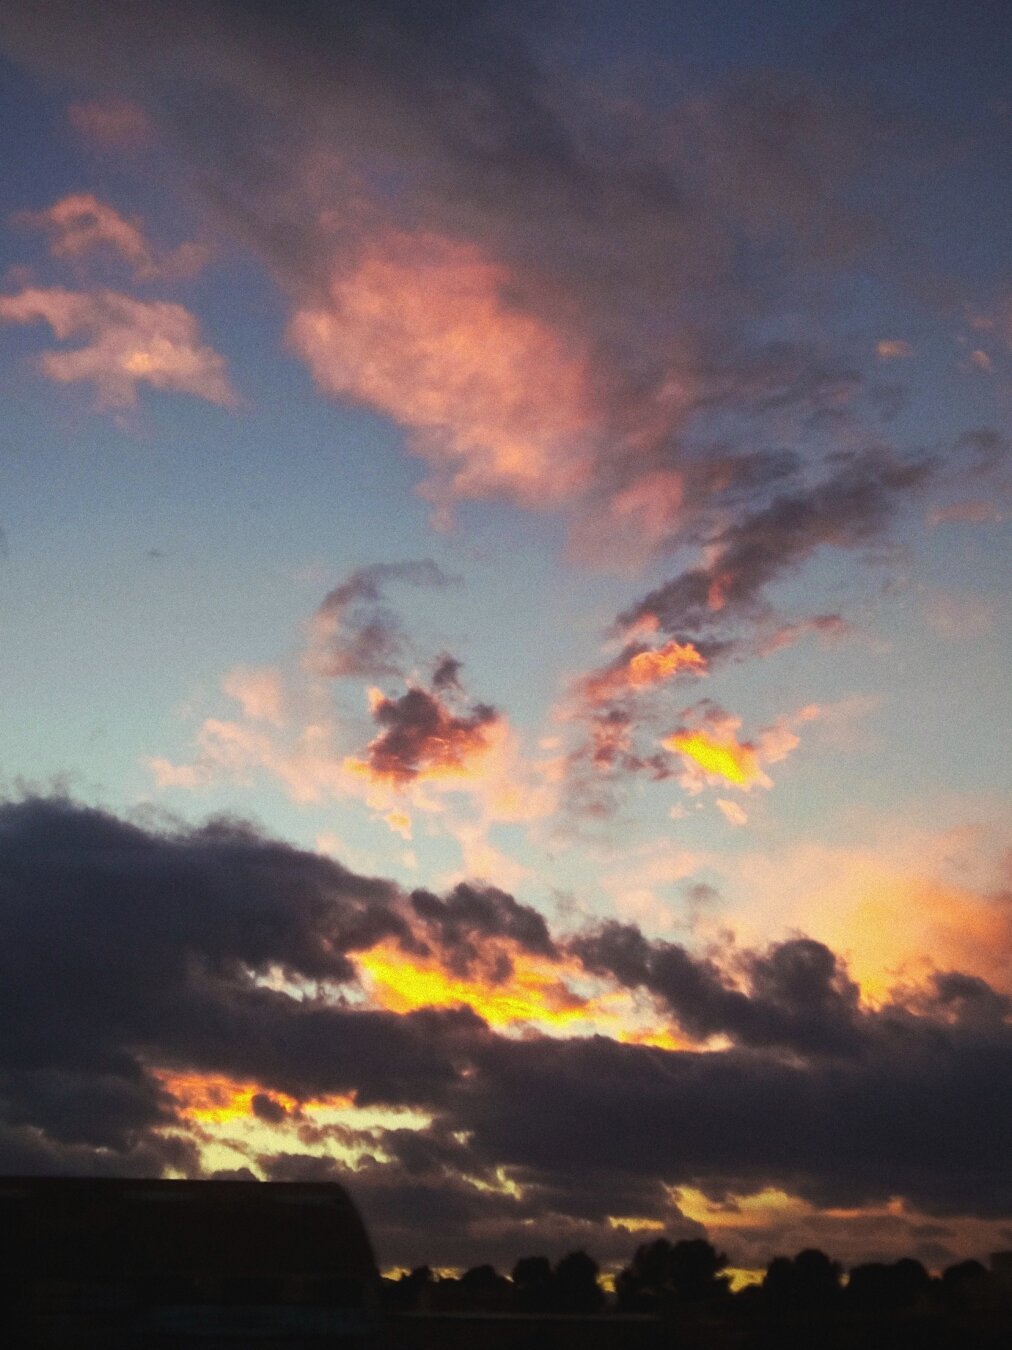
0;286;235;407
68;96;151;150
288;231;597;515
17;193;208;279
306;560;453;680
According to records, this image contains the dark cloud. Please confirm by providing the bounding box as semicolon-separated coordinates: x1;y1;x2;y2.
355;684;499;784
431;653;463;690
571;926;864;1058
618;448;932;642
250;1092;289;1124
308;560;453;679
410;881;556;976
3;794;1012;1269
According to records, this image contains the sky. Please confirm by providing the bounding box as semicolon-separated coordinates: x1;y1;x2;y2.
0;0;1010;1280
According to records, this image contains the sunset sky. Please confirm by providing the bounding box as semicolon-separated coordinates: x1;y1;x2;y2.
0;0;1010;1278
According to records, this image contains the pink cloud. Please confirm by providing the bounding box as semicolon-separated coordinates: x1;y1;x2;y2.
221;667;285;726
17;194;208;280
0;287;235;407
922;588;997;640
288;231;598;510
716;798;749;827
68;98;152;150
754;614;848;657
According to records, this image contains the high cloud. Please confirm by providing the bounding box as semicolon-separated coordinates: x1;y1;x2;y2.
17;193;207;279
0;0;955;562
67;97;151;150
289;232;598;512
346;685;500;787
617;449;931;645
580;640;708;706
307;560;453;680
663;702;818;795
151;574;554;858
0;286;234;407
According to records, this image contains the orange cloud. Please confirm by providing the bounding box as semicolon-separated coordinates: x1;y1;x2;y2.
154;1069;358;1152
356;940;692;1048
875;338;913;360
358;943;588;1030
664;703;819;793
727;828;1012;1001
344;685;500;787
155;1070;315;1125
582;639;707;704
288;230;597;509
716;798;749;826
0;286;234;407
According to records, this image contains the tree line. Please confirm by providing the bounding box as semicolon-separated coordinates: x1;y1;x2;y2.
382;1237;1012;1347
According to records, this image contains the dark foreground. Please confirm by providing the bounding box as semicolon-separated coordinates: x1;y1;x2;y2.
4;1178;1012;1348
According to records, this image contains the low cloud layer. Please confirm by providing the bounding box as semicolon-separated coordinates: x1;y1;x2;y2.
2;795;1010;1268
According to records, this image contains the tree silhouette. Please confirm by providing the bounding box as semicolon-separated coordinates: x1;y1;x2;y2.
552;1249;604;1313
511;1255;553;1312
763;1248;843;1313
941;1258;999;1314
616;1237;730;1313
847;1257;932;1315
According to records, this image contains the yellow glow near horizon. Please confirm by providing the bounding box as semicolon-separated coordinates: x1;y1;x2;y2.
357;943;590;1027
355;942;695;1049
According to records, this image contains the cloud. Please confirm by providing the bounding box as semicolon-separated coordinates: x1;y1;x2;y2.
875;339;913;360
725;828;1012;1002
68;97;151;149
0;0;957;567
409;882;557;970
220;666;286;726
716;799;749;827
570;925;865;1057
288;231;598;513
753;613;849;657
0;286;235;407
662;701;818;795
150;573;556;864
3;794;1012;1269
17;193;207;279
618;449;931;644
666;723;772;792
929;499;1007;525
307;560;453;679
346;685;500;787
580;639;708;706
922;588;998;640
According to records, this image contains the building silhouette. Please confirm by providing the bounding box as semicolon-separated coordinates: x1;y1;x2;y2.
1;1176;380;1347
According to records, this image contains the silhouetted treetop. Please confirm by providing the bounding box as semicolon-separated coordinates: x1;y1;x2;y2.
617;1237;730;1312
